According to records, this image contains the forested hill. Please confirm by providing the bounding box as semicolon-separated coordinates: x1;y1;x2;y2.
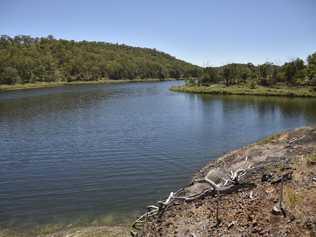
0;35;200;85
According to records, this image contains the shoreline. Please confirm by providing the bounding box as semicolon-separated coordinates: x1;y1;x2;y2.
0;213;133;237
139;127;316;236
0;78;179;93
170;84;316;98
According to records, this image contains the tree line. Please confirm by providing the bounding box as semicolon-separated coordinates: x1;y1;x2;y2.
195;53;316;87
1;35;315;88
0;35;199;85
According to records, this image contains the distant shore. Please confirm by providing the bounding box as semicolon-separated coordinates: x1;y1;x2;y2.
171;84;316;97
0;78;178;92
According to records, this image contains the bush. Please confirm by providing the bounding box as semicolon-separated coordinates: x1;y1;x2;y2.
309;77;316;86
248;80;257;89
185;78;195;86
0;67;22;85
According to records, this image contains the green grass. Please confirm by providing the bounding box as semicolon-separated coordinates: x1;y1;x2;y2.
0;78;176;92
170;84;316;98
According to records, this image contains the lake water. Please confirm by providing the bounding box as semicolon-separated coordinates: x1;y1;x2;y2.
1;81;316;230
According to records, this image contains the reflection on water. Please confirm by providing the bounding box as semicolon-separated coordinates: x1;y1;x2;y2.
0;81;316;230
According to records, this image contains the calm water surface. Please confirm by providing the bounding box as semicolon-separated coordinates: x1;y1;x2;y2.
0;81;316;229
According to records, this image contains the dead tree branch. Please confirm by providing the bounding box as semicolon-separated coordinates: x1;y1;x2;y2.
132;156;252;234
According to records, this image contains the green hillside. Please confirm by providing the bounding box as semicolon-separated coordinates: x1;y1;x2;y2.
0;35;200;85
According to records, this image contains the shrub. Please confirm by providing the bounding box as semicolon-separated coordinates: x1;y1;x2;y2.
248;80;257;89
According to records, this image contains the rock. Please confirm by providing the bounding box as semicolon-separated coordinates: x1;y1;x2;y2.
272;202;284;216
261;173;273;182
271;172;292;184
138;127;316;237
287;213;296;223
228;221;235;229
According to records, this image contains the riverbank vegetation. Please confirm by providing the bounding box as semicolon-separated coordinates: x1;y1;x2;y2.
171;84;316;97
0;35;199;86
1;35;316;97
0;78;174;92
172;52;316;97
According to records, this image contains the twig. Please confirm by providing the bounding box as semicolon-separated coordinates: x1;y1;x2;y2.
215;190;221;227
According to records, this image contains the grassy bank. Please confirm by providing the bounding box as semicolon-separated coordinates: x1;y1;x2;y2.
0;79;176;92
170;84;316;97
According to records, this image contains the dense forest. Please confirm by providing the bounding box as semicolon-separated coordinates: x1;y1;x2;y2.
1;35;315;88
0;35;200;85
194;52;316;87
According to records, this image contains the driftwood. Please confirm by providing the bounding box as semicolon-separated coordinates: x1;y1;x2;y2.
288;135;305;145
132;156;252;235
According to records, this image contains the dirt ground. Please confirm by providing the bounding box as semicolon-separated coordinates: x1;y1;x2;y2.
0;225;130;237
139;127;316;237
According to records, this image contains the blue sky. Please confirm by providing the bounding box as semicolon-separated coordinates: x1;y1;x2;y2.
1;0;315;66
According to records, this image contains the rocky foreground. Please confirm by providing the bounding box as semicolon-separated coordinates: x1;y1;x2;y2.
137;127;316;237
